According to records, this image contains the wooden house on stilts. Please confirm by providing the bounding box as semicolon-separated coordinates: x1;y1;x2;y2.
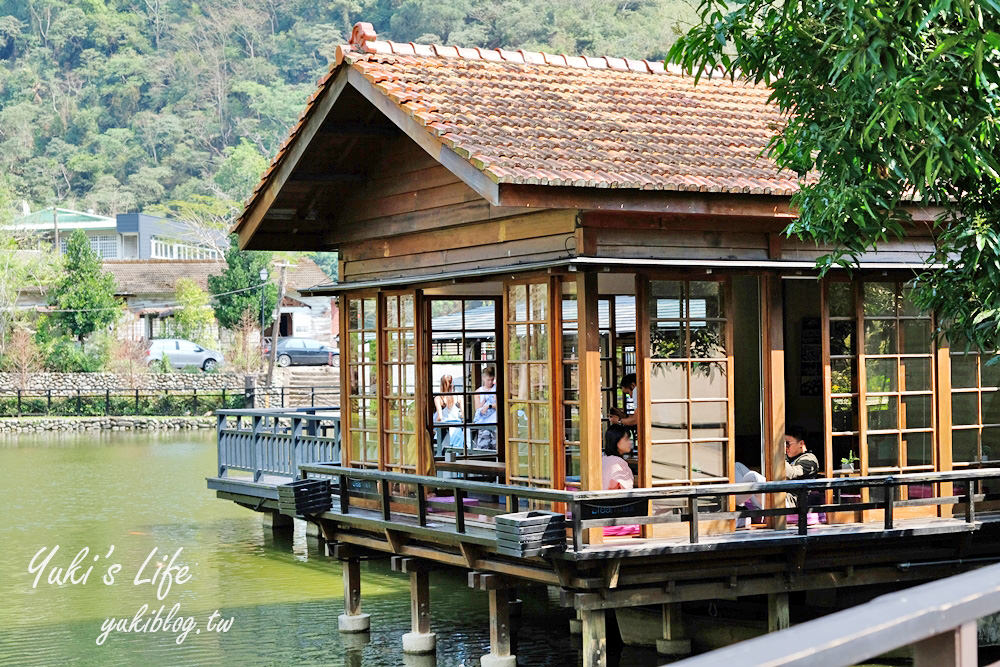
209;22;1000;666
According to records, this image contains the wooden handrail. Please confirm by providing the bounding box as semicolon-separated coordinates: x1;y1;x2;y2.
669;561;1000;666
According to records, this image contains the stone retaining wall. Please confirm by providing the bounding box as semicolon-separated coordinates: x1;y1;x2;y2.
0;416;216;433
0;372;251;392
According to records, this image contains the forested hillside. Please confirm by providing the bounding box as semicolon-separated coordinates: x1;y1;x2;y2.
0;1;696;221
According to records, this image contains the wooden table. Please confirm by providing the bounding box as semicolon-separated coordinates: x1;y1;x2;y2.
435;459;506;478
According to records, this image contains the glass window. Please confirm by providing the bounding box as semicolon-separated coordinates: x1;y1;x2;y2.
506;280;552;489
346;297;379;468
429;298;499;461
828;280;935;474
383;294;418;474
952;347;1000;465
648;279;730;485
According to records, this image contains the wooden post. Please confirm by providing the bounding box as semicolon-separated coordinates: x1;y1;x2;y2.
768;592;790;632
399;561;436;654
265;262;289;389
577;271;603;544
913;622;976;667
936;338;953;513
580;608;606;667
656;602;691;657
763;273;787;527
338;557;371;633
472;572;516;667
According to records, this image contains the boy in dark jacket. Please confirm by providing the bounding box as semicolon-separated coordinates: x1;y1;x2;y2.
784;425;819;508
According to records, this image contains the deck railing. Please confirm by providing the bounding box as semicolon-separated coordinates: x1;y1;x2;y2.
293;463;1000;552
670;560;1000;667
213;408;1000;549
216;407;340;481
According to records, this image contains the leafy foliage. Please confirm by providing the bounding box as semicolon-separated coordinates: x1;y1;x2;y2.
0;0;696;218
169;278;217;348
207;235;277;330
670;0;1000;350
45;229;121;344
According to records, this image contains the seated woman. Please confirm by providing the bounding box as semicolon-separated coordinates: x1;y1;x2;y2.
433;375;464;456
602;424;640;536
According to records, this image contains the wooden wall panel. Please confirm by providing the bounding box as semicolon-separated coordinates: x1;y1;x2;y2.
592;228;770;261
340;211;578;283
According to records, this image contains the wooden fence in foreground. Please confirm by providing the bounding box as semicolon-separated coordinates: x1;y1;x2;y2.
670;561;1000;667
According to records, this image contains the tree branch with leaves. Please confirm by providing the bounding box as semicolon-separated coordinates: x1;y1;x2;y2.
670;0;1000;349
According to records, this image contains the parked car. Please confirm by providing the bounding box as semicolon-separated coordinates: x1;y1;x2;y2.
146;338;224;371
264;337;336;367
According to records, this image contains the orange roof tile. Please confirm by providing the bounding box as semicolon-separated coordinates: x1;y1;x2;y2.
238;23;798;231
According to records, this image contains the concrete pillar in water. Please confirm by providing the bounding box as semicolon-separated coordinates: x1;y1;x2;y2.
580;608;606;667
392;557;436;654
338;556;371;632
768;592;790;632
656;602;692;657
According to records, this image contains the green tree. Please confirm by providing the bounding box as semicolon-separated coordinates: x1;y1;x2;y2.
169;277;217;347
213;138;268;202
46;229;122;346
670;0;1000;350
207;234;277;330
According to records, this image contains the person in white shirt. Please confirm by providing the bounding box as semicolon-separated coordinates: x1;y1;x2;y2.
473;366;497;450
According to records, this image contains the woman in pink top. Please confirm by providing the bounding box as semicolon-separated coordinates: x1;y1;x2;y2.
602;424;634;490
602;424;640;536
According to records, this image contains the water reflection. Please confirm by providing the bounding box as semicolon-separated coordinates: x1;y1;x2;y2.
0;431;663;666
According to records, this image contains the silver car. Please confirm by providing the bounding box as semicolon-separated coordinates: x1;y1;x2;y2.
146;338;224;371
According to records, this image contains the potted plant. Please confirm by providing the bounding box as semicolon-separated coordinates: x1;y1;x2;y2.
840;450;860;471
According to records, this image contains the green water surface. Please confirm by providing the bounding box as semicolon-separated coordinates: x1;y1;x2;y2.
0;431;660;666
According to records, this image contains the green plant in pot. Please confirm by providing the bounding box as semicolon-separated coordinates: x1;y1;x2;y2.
840;450;860;472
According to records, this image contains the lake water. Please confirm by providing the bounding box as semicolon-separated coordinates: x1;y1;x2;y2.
0;431;663;666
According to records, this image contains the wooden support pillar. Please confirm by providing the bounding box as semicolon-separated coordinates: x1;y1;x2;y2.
470;572;516;667
763;273;787;527
392;556;436;654
569;608;582;634
338;556;371;633
577;270;603;544
913;622;977;667
656;602;691;657
580;608;606;667
768;592;790;633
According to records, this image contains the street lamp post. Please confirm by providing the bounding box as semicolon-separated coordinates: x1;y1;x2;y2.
259;268;268;354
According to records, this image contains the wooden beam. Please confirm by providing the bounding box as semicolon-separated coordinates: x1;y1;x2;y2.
768;592;790;632
410;569;432;635
936;335;953;513
236;68;349;248
577;270;604;544
763;273;787;527
339;210;577;262
503;185;798;218
580;609;607;667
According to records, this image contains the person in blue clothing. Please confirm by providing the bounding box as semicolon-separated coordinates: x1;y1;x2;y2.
473;366;497;450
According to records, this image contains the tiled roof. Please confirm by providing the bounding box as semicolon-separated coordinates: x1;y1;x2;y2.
240;23;796;228
102;258;331;296
103;260;223;295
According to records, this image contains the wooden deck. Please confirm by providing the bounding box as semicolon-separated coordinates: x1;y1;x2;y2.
210;407;1000;667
